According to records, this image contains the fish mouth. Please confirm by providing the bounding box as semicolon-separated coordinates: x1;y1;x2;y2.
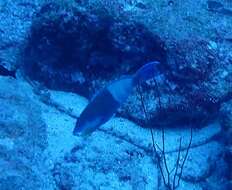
73;128;80;136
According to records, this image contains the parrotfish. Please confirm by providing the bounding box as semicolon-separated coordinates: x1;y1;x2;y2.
73;61;161;136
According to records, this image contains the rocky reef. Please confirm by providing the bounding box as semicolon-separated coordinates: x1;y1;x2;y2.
22;1;166;97
0;78;51;189
0;0;232;189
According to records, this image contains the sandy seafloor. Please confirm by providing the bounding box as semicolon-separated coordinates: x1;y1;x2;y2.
0;0;232;190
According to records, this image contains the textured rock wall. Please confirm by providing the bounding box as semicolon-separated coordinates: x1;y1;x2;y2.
0;0;231;189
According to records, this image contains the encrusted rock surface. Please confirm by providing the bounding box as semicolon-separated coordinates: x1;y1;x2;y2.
22;1;166;97
0;77;53;190
0;0;231;189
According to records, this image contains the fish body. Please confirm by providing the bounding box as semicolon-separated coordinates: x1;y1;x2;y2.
73;61;160;136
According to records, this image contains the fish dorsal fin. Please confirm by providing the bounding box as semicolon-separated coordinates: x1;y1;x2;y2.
106;75;133;88
90;75;132;101
90;87;105;101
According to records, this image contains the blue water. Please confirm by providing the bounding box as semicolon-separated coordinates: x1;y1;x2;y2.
0;1;231;190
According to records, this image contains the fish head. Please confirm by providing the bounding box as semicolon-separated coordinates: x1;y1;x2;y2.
73;117;103;136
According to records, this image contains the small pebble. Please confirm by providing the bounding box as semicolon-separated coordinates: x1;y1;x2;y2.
208;41;217;50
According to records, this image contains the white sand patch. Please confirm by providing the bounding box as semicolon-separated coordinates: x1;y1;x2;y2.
49;90;88;116
100;118;221;153
42;107;77;166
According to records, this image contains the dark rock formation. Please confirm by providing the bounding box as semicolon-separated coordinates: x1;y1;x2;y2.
22;2;166;97
119;38;222;128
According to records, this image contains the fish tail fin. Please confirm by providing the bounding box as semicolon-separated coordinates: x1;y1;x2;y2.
133;61;160;85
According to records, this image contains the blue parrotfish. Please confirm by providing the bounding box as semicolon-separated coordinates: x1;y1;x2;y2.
73;61;161;136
